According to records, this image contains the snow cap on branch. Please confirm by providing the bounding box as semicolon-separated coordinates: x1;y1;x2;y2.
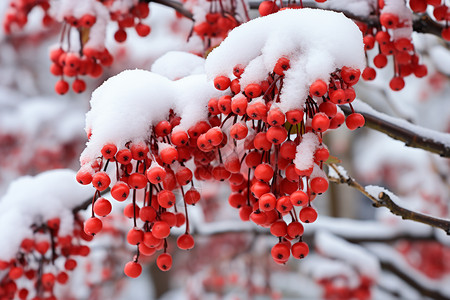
205;8;365;112
0;169;93;260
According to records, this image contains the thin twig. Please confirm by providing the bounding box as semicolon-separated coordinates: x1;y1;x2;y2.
328;163;450;235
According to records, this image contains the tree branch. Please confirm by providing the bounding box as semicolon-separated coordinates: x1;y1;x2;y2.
328;163;450;235
340;103;450;158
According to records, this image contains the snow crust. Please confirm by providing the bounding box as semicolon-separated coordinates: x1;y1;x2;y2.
205;8;365;112
0;169;93;260
81;69;225;164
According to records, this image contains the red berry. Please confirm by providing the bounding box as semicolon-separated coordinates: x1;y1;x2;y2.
362;67;376;81
290;190;308;206
124;203;140;219
274;57;290;76
55;80;69;95
128;173;148;189
84;217;103;235
299;206;318;223
80;14;96;28
124;261;142;278
218;95;232;114
345;113;365;130
214;76;231;90
329;89;345;104
286;109;304;125
127;228;144;245
184;187;201;205
244;83;263;98
114;28;127;43
146;166;167;184
116;149;132;165
92;172;111;191
271;242;290;263
64;259;77;271
442;27;450;41
259;1;279;16
267;108;286;126
270;220;288;237
253;132;272;151
177;234;195;250
380;13;399;28
390;76;405;91
254;163;274;182
9;267;23;280
231;95;248;115
111;181;130;201
409;0;427;12
135;23;151;37
152;221;171;239
280;140;297;160
230;122;248;140
157;253;172;271
101;144;117;159
171;130;189;146
76;168;93;185
311;112;330;132
287;221;304;238
157;190;176;208
266;126;287;144
292;241;309;259
310;177;328;194
373;54;388;69
259;193;277;211
72;79;86;93
341;67;361;86
160;146;178;164
276;196;293;214
228;192;246;208
93;198;112;217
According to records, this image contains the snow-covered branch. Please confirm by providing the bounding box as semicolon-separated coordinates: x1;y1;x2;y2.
341;101;450;158
328;163;450;235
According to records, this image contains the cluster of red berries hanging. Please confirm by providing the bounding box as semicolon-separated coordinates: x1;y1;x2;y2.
208;55;364;264
190;0;248;49
3;0;53;33
77;112;213;275
0;217;92;300
408;0;450;41
49;1;152;95
357;0;431;91
318;276;373;300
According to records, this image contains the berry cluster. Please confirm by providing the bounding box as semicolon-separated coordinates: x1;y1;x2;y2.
3;0;53;34
318;276;373;300
77;112;208;275
0;217;91;300
190;0;245;49
107;2;151;43
358;0;431;90
409;0;450;41
209;58;364;264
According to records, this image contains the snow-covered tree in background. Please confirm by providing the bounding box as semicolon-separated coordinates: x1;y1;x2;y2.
0;0;449;299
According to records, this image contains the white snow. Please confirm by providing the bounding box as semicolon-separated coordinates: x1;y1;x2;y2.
81;69;225;165
205;8;365;112
315;230;381;280
151;51;205;80
0;169;93;260
294;132;320;171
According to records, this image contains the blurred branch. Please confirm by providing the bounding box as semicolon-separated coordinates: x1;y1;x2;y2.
328;163;450;235
146;0;194;21
340;105;450;158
